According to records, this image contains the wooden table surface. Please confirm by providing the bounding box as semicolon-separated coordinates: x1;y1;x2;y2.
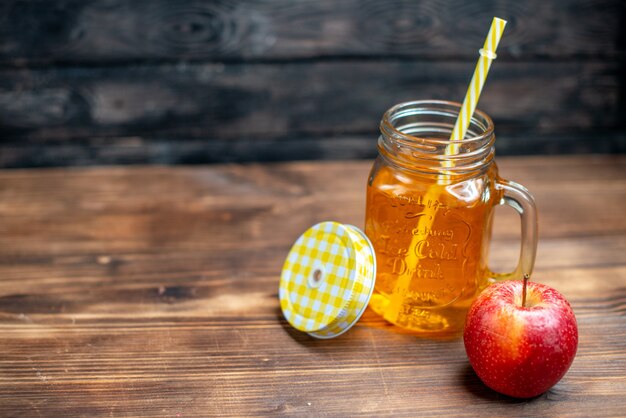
0;155;625;416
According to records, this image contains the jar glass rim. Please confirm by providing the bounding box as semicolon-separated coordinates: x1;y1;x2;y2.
381;99;495;146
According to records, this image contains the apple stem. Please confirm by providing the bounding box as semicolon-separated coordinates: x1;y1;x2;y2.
522;273;530;308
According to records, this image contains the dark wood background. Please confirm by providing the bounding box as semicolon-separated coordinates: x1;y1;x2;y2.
0;0;625;167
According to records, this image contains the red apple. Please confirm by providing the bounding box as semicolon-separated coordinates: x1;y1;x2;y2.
463;278;578;398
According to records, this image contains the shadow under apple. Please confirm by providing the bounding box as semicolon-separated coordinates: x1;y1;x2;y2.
459;363;550;404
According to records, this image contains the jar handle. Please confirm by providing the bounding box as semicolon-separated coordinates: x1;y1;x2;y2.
490;178;538;281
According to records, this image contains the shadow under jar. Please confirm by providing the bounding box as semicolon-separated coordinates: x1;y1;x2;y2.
365;100;537;335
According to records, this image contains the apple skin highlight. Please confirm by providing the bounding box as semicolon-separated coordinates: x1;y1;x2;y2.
463;280;578;399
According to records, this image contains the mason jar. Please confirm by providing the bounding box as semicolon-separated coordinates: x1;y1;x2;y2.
365;100;537;335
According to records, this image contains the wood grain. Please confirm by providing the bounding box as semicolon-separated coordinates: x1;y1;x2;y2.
0;0;623;64
1;133;625;169
0;60;623;167
0;0;624;167
0;156;625;416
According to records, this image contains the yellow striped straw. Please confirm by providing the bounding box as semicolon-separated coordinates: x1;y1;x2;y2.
447;17;507;155
383;17;507;325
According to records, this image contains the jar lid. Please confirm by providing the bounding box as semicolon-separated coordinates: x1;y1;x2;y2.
279;221;376;339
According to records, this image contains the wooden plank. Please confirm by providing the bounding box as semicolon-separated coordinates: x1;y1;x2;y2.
0;240;623;322
0;0;623;64
1;133;625;168
0;156;624;416
0;61;621;143
0;232;624;288
0;287;623;416
0;156;625;257
1;0;624;168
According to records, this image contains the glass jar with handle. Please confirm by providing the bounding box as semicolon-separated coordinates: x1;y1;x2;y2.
365;100;538;335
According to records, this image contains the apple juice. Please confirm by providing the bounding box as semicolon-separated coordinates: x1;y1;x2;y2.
365;161;499;333
365;100;537;335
